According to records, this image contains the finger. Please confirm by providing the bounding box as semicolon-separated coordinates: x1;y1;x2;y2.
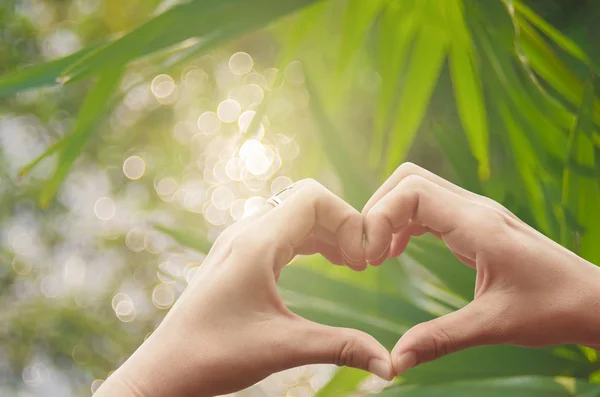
363;162;514;220
285;318;393;381
364;175;497;265
295;235;346;266
391;301;493;376
251;179;366;271
368;221;429;266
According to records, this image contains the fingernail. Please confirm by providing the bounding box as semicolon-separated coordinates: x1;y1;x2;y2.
367;358;393;381
339;247;363;267
394;351;416;375
366;240;391;265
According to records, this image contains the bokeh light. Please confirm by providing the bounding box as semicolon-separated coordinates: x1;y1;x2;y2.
217;99;242;123
229;52;254;75
152;284;175;309
123;156;146;180
197;111;222;134
94;197;116;221
151;74;176;98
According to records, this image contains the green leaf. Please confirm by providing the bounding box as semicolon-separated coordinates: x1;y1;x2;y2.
18;138;65;178
279;265;433;350
473;19;568;163
401;346;590;385
561;75;600;264
60;0;320;83
405;236;476;302
39;67;123;207
377;376;592;397
371;3;418;167
0;46;98;97
510;0;593;67
315;367;370;397
304;75;371;207
385;26;448;174
517;18;583;107
498;101;552;234
337;0;387;72
448;1;489;180
580;385;600;397
431;124;483;194
154;224;213;254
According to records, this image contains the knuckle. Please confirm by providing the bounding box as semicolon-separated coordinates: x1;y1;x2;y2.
299;178;323;191
298;179;329;201
481;197;515;220
335;335;360;368
464;205;508;231
414;322;455;363
398;174;427;191
395;162;422;179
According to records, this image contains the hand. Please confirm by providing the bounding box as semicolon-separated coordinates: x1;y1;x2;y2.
362;163;600;376
96;180;393;397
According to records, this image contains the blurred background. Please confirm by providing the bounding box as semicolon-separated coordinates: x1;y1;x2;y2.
2;0;600;396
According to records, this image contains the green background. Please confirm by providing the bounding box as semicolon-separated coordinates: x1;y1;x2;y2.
1;0;600;395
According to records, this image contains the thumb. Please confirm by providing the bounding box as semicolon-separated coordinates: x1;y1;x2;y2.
290;319;394;381
392;302;492;375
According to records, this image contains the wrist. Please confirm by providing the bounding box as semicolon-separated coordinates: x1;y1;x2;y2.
96;325;215;397
554;255;600;347
578;262;600;346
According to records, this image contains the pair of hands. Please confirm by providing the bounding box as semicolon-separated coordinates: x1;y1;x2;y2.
97;163;600;397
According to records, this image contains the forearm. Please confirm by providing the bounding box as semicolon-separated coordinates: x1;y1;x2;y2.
95;330;215;397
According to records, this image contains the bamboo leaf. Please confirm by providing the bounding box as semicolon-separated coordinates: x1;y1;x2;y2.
0;46;98;97
400;345;590;385
517;18;583;106
385;27;448;174
431;124;483;194
561;75;600;264
39;67;123;207
304;75;371;207
60;0;320;83
498;101;552;234
18;138;65;178
371;4;417;167
279;265;433;334
450;43;489;180
337;0;387;72
509;0;593;67
474;21;568;162
405;236;476;302
315;367;370;397
376;376;593;396
448;1;490;182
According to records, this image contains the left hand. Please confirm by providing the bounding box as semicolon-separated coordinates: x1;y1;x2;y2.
96;179;393;397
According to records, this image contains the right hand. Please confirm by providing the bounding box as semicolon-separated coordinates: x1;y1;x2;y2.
362;163;600;376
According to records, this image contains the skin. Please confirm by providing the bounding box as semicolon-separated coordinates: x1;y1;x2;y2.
362;163;600;375
96;164;600;396
96;179;392;397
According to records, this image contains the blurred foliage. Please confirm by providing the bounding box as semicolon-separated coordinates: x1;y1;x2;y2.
1;0;600;396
